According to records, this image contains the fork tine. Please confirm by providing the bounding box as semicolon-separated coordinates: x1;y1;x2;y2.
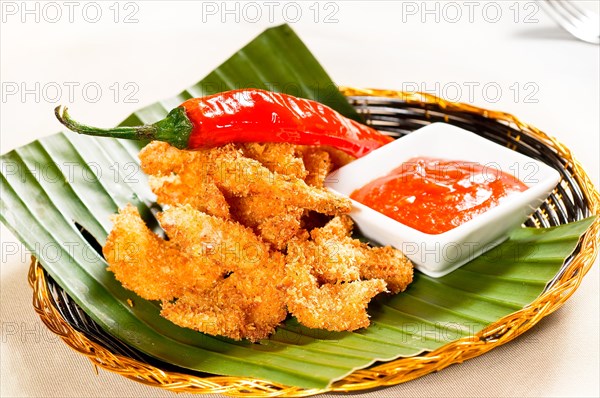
555;0;592;22
540;0;600;44
541;1;579;30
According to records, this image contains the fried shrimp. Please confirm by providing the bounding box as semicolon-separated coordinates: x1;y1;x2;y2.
140;142;231;218
283;216;412;330
308;216;413;292
207;147;351;215
287;216;362;284
161;250;287;341
139;141;351;216
299;147;333;188
311;216;413;293
104;204;287;342
104;140;414;341
227;195;307;250
103;205;219;301
239;142;307;178
148;175;231;219
139;141;351;248
359;246;414;294
284;249;387;331
234;143;309;247
157;205;270;269
157;206;287;341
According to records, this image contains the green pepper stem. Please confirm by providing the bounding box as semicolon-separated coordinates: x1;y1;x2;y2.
54;106;193;149
55;106;157;140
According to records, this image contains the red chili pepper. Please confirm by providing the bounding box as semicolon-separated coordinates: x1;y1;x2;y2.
55;89;392;158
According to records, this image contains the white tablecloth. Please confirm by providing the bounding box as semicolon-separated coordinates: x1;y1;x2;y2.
1;1;598;397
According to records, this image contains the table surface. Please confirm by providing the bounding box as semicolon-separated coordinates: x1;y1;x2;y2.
1;1;598;397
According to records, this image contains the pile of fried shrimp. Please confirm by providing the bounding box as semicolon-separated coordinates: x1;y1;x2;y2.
103;141;413;341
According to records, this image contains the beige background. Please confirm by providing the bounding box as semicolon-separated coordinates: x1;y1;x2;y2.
1;1;598;397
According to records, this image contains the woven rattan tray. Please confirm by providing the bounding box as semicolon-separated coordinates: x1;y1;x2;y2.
29;88;600;396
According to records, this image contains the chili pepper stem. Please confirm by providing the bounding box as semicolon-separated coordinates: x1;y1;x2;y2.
54;106;193;149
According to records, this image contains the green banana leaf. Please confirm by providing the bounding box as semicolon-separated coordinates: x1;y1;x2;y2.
0;24;594;390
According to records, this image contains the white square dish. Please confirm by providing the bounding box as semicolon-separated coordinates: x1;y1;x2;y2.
325;123;561;277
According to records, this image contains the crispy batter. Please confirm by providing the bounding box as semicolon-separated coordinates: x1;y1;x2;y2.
140;142;230;218
148;175;231;219
235;143;308;247
140;141;351;216
139;141;349;248
283;216;412;330
103;205;220;301
255;210;308;250
161;247;286;342
227;195;307;250
105;204;287;342
284;247;387;331
158;205;287;341
309;216;413;292
208;146;350;215
320;145;356;168
359;246;414;294
239;143;307;178
300;147;333;188
139;141;193;176
160;287;248;340
288;218;361;284
104;140;414;341
157;205;270;270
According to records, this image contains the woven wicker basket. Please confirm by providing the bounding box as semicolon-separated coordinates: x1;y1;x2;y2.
29;88;600;396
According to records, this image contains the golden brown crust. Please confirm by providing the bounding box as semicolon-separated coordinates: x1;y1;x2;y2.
140;141;231;218
300;148;333;188
283;216;412;330
102;141;413;341
360;246;414;294
283;248;386;331
238;142;307;179
104;204;286;342
320;145;357;168
103;205;219;301
303;216;413;291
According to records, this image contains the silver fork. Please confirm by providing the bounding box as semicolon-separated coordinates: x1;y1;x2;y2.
539;0;600;44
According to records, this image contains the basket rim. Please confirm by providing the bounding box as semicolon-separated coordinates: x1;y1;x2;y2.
29;88;600;397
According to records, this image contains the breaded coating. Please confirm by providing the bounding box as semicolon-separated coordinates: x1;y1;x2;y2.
255;210;308;250
103;205;220;301
239;143;307;178
312;214;354;238
308;216;413;292
105;204;287;342
140;142;230;218
235;143;308;247
139;141;349;249
161;287;247;340
320;146;356;168
284;250;387;331
286;239;361;285
157;205;270;270
148;175;231;219
359;246;414;294
138;141;192;176
162;251;287;341
140;141;351;216
287;216;363;284
228;195;307;250
208;147;351;215
158;205;286;341
282;216;411;331
104;140;414;341
300;147;333;188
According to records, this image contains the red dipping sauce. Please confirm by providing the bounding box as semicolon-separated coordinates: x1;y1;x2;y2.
350;157;529;235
